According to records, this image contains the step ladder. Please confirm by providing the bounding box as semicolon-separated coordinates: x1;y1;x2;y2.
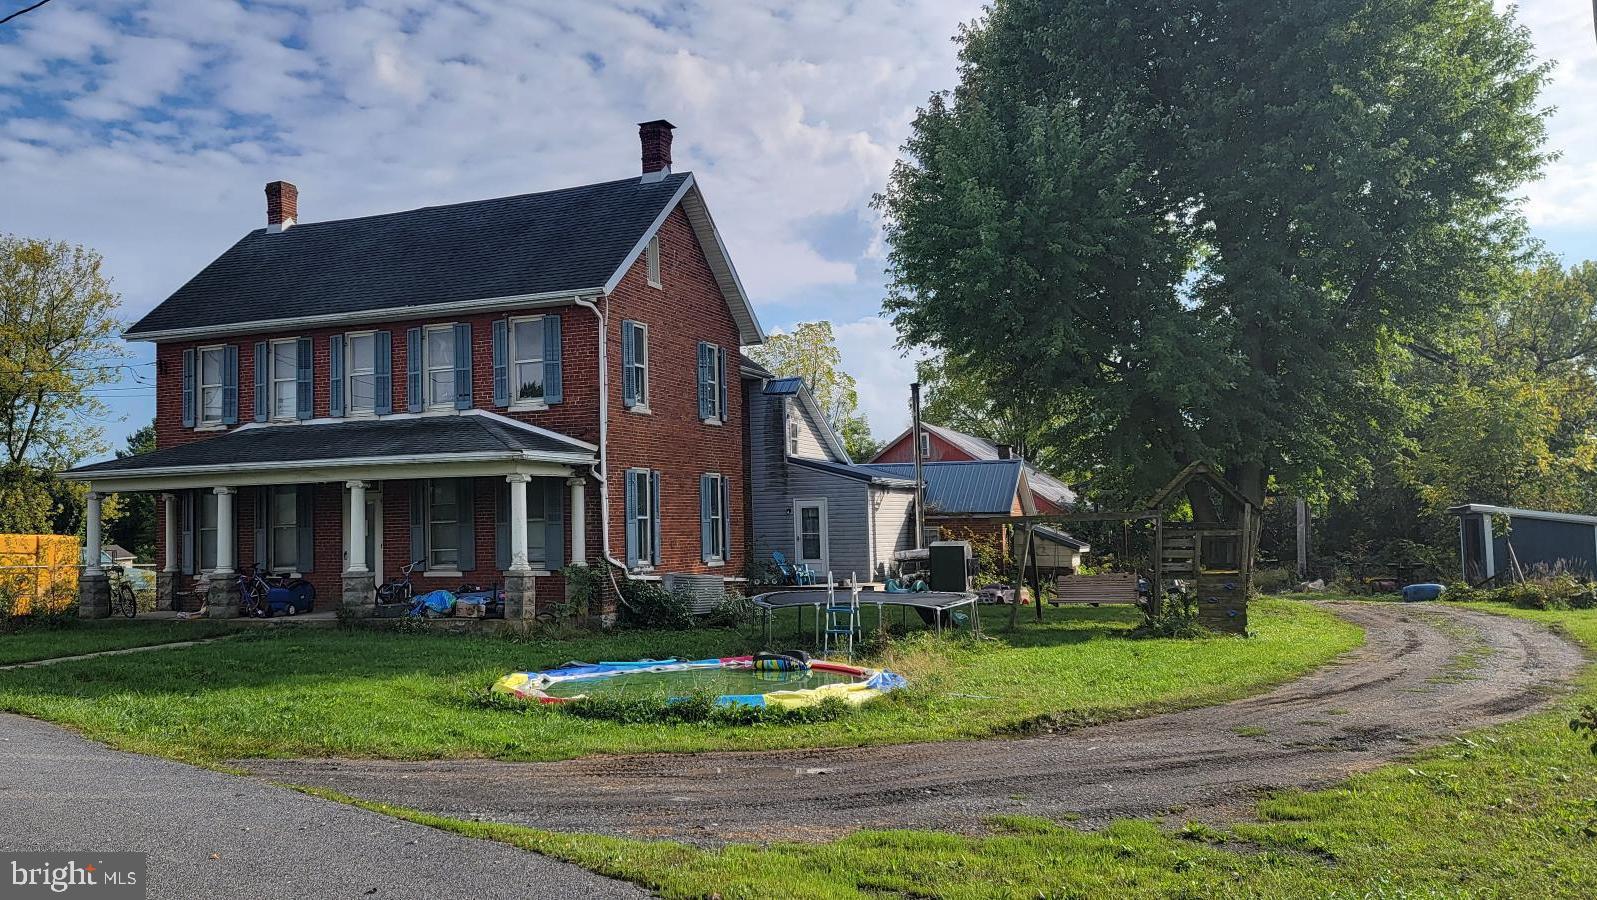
823;572;861;658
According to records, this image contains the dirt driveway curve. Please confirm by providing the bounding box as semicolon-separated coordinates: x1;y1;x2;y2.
243;602;1587;843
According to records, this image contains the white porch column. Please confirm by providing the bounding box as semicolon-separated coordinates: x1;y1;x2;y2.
162;493;179;573
83;490;104;574
507;474;531;571
567;477;587;565
346;480;368;573
213;487;236;575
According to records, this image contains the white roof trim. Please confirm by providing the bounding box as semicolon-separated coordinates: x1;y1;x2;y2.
602;174;765;345
125;289;597;343
1449;504;1597;527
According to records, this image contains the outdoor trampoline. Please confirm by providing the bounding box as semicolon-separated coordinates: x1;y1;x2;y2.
752;586;980;648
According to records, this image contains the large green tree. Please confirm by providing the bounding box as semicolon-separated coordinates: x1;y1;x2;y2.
878;0;1550;517
748;321;880;460
0;236;125;533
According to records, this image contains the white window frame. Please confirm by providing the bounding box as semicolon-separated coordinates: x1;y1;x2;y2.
630;468;655;569
628;321;650;412
269;338;299;422
269;485;299;573
705;472;726;564
787;418;801;456
424;324;458;411
426;479;461;571
197;345;225;426
344;330;378;418
508;315;547;409
918;431;931;459
646;235;662;288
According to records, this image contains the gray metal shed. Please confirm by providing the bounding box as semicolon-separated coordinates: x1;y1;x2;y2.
1450;503;1597;583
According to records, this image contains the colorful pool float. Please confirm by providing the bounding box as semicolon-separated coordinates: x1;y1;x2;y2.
491;655;907;708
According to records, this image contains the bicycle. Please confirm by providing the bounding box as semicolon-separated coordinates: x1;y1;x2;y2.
236;563;273;618
376;559;424;607
108;567;138;618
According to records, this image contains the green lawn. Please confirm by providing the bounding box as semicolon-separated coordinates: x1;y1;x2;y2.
0;619;239;665
316;599;1597;899
0;597;1357;764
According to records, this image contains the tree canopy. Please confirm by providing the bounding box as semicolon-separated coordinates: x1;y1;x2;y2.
878;0;1551;516
0;235;125;533
748;321;881;460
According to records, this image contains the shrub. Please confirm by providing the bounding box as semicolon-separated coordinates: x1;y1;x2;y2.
561;562;604;621
1452;573;1596;611
1253;566;1298;594
1130;593;1216;639
1572;705;1597;755
618;579;694;630
701;589;756;628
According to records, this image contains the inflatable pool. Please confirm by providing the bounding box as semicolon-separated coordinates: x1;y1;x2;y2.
492;655;907;708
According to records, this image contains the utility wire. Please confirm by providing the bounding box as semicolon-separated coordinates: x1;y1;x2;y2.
0;0;56;27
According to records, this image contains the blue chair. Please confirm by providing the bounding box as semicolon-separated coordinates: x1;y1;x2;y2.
772;551;817;586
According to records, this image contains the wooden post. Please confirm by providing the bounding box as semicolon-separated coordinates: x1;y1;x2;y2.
1030;526;1043;622
1008;521;1025;631
1150;514;1164;621
1295;498;1309;580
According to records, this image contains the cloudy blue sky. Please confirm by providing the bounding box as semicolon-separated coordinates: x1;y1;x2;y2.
2;0;1594;462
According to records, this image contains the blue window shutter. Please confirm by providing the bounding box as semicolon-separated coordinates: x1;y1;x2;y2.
544;480;564;570
720;476;732;561
180;348;196;428
453;322;472;410
491;319;508;407
409;481;427;571
295;337;313;420
700;475;713;563
406;328;423;412
328;335;345;417
716;346;728;422
253;341;268;422
621;321;637;408
697;342;714;420
624;473;638;567
544;314;563;404
456;478;476;571
221;345;239;425
254;488;267;568
296;485;315;573
494;484;509;570
373;331;393;415
650;471;662;567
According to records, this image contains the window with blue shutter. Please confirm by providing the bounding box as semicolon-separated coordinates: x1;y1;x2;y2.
624;471;639;567
405;328;423;412
452;322;472;410
697;342;713;420
716;345;728;423
253;341;269;421
328;335;345;417
543;314;562;404
295;337;313;419
373;330;393;415
622;320;647;409
700;473;727;563
295;484;315;573
720;475;731;561
409;481;427;570
649;471;662;567
624;469;660;569
180;348;196;428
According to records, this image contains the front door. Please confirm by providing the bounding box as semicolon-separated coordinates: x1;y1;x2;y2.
793;499;828;579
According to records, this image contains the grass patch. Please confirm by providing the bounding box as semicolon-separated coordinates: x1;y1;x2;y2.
0;597;1357;764
0;619;239;665
296;600;1597;899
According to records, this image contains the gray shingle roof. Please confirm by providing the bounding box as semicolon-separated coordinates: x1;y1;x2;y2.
863;460;1024;515
64;414;593;477
125;174;692;337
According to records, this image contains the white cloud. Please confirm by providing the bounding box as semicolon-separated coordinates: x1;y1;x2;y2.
833;315;929;441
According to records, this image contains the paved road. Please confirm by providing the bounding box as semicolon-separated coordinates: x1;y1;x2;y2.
0;713;649;900
244;602;1588;844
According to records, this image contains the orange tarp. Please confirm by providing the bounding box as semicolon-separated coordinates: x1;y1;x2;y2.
0;534;79;616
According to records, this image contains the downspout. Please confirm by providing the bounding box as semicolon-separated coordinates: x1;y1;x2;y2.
573;294;630;579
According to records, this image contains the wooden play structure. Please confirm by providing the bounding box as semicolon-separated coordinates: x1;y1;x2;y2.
1008;461;1259;634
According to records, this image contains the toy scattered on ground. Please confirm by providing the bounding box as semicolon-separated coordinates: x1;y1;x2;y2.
492;655;907;708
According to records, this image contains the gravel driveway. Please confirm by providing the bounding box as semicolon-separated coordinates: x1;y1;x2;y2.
241;602;1587;843
0;713;649;899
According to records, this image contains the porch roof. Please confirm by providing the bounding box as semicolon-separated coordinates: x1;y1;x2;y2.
61;411;595;487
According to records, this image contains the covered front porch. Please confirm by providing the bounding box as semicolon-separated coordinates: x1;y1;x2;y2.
62;413;597;621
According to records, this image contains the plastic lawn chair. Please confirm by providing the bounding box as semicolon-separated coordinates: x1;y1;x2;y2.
772;551;817;586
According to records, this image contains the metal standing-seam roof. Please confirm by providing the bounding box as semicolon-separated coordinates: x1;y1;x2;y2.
761;377;805;396
863;459;1025;515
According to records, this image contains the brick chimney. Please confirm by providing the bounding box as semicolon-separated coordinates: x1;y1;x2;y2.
638;119;675;183
265;181;298;232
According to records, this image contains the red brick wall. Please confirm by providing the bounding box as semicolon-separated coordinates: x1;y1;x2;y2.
150;203;742;590
603;207;747;578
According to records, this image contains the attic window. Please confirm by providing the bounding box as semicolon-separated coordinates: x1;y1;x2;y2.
918;432;931;459
646;236;661;288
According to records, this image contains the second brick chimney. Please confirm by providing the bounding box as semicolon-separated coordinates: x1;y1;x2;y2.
638;119;675;183
265;181;298;232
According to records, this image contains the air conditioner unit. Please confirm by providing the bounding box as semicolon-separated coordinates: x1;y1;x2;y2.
662;572;727;615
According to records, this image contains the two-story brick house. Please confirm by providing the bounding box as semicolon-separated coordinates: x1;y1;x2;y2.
64;121;762;621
